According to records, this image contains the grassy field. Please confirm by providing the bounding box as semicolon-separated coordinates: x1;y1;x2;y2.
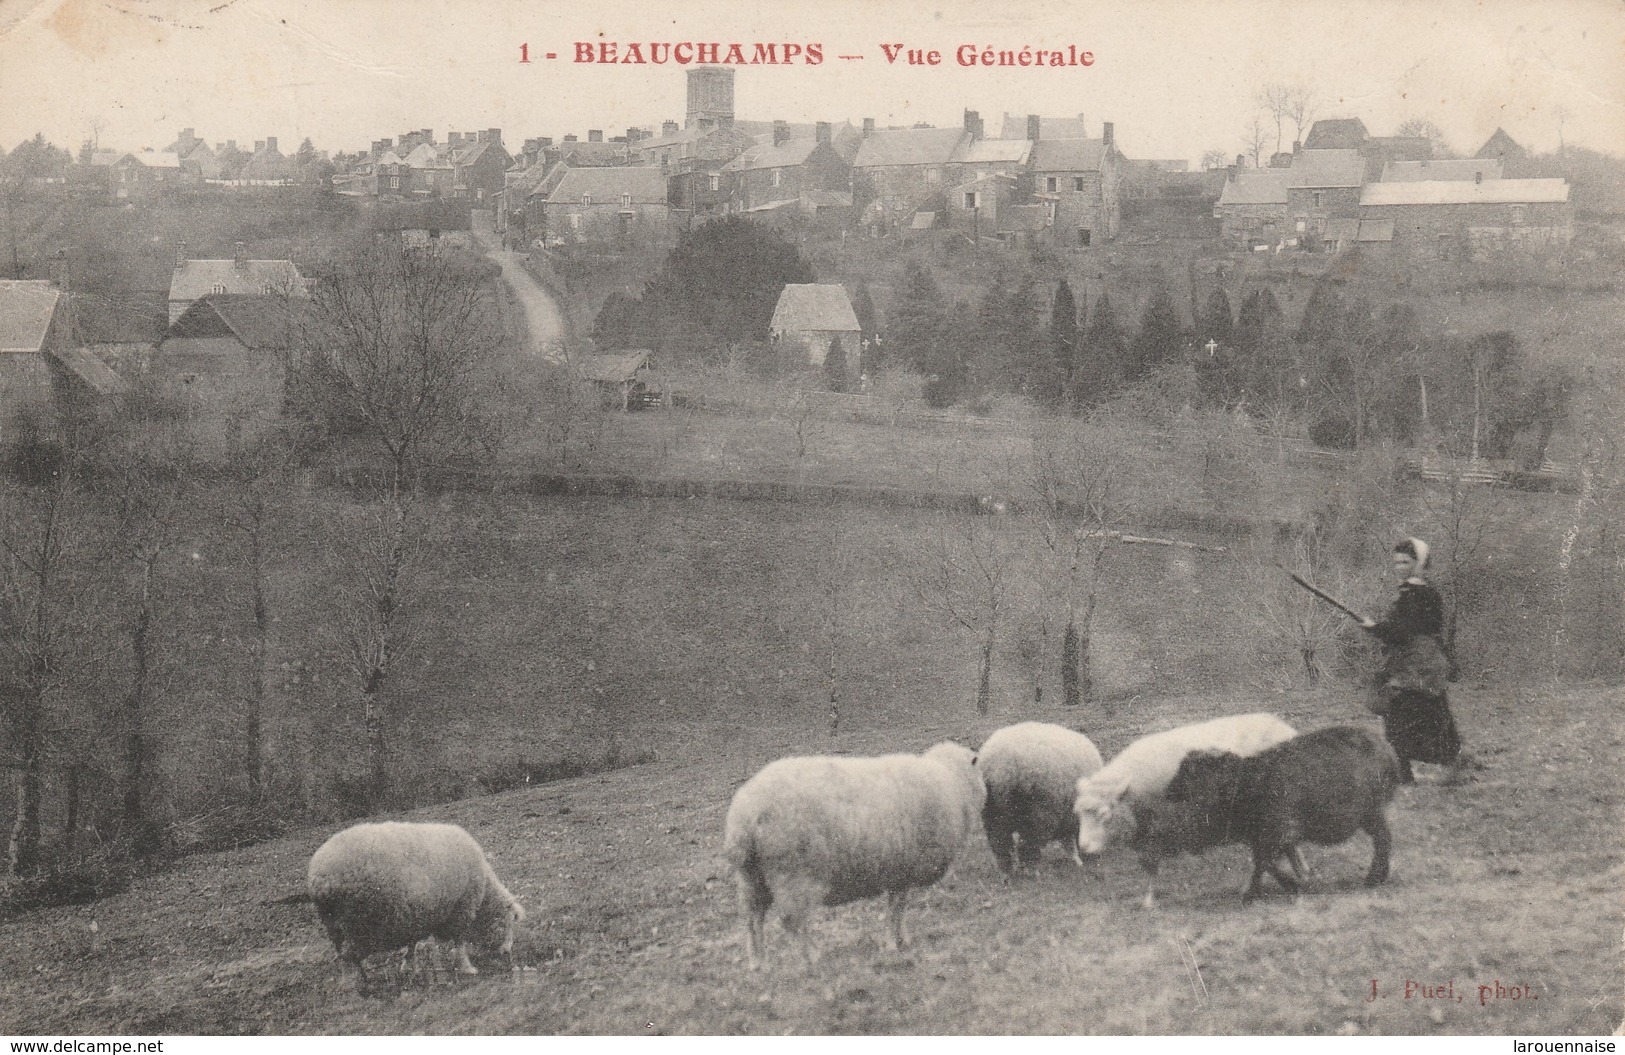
0;681;1617;1036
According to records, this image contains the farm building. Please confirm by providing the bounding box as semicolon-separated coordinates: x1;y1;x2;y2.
578;349;660;411
168;246;306;325
769;284;862;384
152;294;303;450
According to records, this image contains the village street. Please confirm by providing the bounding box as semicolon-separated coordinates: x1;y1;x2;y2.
472;208;568;363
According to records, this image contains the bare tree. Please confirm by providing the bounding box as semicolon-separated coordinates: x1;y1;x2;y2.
293;242;500;807
1242;114;1270;169
1200;148;1230;171
1395;117;1451;158
1286;84;1317;148
1019;421;1130;707
911;510;1019;716
1256;83;1292;156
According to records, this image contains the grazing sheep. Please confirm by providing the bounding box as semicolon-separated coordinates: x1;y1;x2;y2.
723;741;985;965
1072;712;1298;856
1133;724;1400;907
307;821;525;979
978;722;1104;875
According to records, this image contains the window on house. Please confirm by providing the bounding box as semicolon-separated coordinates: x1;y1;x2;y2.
582;193;592;205
1312;191;1324;208
426;172;435;185
1046;177;1059;193
476;188;484;201
621;193;631;207
1509;204;1526;225
771;169;782;187
1077;228;1091;246
211;283;226;294
1437;233;1452;260
964;191;980;209
1073;176;1085;192
925;167;940;185
709;174;720;192
389;176;400;189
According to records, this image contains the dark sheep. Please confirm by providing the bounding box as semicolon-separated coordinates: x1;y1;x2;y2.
1131;724;1400;906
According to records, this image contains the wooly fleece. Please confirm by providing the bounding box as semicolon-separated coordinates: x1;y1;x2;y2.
1072;712;1297;854
307;821;525;975
1140;724;1400;903
723;741;985;963
978;722;1104;874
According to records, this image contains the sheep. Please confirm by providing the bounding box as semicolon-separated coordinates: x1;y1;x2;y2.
1132;724;1400;907
306;821;526;979
1071;712;1298;856
722;741;985;966
977;722;1104;875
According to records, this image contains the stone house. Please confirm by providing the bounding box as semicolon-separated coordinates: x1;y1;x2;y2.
1213;167;1291;244
1358;178;1573;258
151;295;301;450
769;284;861;379
1028;122;1121;246
0;281;71;434
1284;148;1366;242
722;122;853;214
539;167;674;247
443;129;511;203
168;246;306;325
110;150;184;199
945;173;1022;238
851;123;970;230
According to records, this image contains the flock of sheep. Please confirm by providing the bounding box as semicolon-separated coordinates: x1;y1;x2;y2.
303;710;1401;977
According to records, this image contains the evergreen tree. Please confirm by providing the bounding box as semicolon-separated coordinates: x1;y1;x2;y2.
849;279;879;372
922;301;973;408
1074;292;1125;406
591;291;646;350
1128;284;1185;385
1048;279;1080;407
886;263;951;375
823;336;849;392
641;216;814;350
1234;288;1289;410
1193;287;1236;406
972;271;1042;397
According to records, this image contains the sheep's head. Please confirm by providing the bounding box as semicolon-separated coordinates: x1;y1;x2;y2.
473;888;526;958
1072;781;1119;855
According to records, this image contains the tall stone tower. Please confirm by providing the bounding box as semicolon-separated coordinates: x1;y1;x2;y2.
685;66;735;130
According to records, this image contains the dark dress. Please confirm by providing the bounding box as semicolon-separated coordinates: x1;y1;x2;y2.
1368;579;1462;766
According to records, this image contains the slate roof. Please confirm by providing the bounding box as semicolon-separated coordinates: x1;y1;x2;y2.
1029;138;1108;173
169;259;307;306
998;114;1089;140
545;167;668;204
954;138;1031;166
1360;178;1570;206
1382;159;1503;182
577;350;651;383
1215;169;1291;206
851;127;967;168
1286;149;1365;188
770;284;860;333
0;281;62;354
167;295;303;349
124;151;182;169
1303;117;1370;149
721;138;822;173
1476;128;1527;161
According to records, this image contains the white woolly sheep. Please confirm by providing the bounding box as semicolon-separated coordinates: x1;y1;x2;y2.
723;741;985;965
978;722;1104;875
1133;724;1400;907
307;821;525;979
1072;712;1298;856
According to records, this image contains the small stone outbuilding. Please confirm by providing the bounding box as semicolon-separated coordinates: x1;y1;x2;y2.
768;284;861;380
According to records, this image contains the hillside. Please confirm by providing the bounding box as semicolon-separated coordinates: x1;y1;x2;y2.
0;683;1618;1035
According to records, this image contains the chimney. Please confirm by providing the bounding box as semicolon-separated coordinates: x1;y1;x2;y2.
175;241;187;267
1102;122;1114;152
773;120;790;146
233;241;246;267
1227;164;1236;183
49;251;68;290
662;120;679;136
225;140;236;153
449;132;462;147
563;134;578;143
255;140;265;153
486;128;501;145
588;129;603;143
1236;153;1245;168
1027;114;1040;142
265;136;278;154
815;121;831;144
181;127;194;140
540;137;554;148
626;127;640;143
862;117;875;137
477;130;489;143
962;110;982;141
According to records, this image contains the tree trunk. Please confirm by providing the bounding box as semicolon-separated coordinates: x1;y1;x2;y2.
245;499;269;799
1061;619;1081;708
976;634;993;715
121;559;155;836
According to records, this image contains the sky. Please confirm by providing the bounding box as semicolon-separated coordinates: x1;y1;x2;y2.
0;0;1620;164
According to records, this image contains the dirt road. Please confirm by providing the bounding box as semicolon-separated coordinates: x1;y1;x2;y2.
472;209;568;363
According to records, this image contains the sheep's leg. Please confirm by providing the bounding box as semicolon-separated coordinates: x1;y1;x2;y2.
984;816;1017;876
1364;815;1393;886
886;889;910;949
1241;853;1270;902
736;872;772;967
1015;830;1045;872
1138;853;1160;911
1287;845;1312;882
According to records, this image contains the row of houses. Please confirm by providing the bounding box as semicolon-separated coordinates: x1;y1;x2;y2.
70;130;323;201
480;68;1125;251
1214;120;1571;257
